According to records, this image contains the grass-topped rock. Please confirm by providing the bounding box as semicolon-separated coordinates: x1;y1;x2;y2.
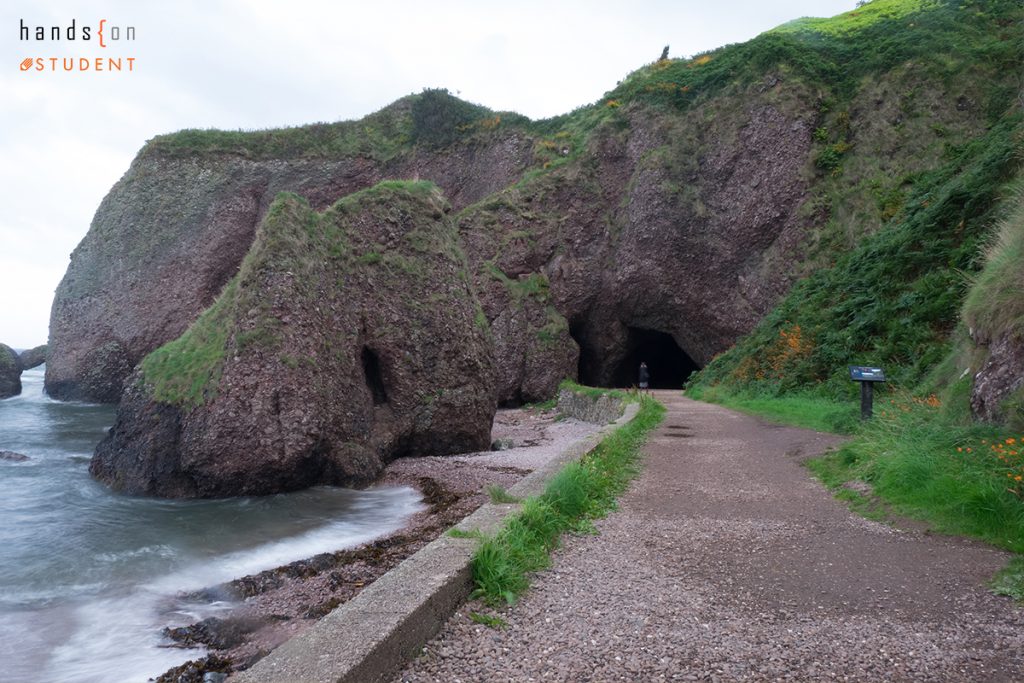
0;343;21;399
46;94;534;403
90;182;496;497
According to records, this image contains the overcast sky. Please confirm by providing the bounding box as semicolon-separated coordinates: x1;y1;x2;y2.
0;0;858;349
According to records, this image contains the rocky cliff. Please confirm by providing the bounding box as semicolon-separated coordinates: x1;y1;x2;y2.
91;183;495;497
46;99;533;403
0;344;21;399
51;1;1020;411
47;0;1024;496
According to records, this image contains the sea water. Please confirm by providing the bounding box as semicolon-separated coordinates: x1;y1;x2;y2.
0;366;423;683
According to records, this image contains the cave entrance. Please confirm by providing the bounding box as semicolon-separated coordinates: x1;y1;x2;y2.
361;347;388;405
611;328;700;390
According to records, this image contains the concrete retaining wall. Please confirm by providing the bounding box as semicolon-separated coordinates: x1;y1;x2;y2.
556;387;626;425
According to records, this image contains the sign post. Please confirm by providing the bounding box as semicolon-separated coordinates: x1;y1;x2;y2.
848;366;886;420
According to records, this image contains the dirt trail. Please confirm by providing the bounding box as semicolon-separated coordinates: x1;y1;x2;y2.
396;392;1024;682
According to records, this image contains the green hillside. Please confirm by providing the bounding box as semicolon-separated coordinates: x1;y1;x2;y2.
687;0;1023;405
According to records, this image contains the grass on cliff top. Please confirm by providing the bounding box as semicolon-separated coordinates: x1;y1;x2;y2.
144;89;532;161
470;393;663;606
605;0;1020;112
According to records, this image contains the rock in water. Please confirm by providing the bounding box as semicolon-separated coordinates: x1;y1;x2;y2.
18;344;47;370
90;182;496;498
0;450;30;462
0;344;21;399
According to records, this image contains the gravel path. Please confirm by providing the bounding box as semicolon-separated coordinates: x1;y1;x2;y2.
394;392;1024;682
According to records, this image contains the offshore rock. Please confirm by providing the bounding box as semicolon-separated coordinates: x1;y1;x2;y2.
0;450;30;462
0;344;21;399
18;344;47;370
90;183;495;497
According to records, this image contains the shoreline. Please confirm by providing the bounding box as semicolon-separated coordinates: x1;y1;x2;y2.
153;407;603;682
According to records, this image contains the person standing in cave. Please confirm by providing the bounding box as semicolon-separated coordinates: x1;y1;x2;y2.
638;361;650;395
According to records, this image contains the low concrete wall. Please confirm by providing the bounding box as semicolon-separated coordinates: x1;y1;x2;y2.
234;400;640;683
557;387;626;425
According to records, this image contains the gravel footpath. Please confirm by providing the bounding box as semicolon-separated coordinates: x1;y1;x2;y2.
394;392;1024;682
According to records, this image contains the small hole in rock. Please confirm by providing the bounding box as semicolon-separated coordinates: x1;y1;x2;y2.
361;347;388;405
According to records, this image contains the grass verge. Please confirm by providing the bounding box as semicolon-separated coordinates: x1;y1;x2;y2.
807;398;1024;554
691;382;1024;597
470;394;665;606
687;384;859;435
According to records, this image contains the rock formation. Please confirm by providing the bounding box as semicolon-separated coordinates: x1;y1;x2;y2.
970;333;1024;424
18;344;46;370
46;101;533;403
0;450;30;462
0;344;21;399
91;183;496;497
48;84;827;406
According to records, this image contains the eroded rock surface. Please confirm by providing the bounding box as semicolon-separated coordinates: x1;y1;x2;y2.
18;344;47;370
91;183;495;497
971;333;1024;424
47;107;533;403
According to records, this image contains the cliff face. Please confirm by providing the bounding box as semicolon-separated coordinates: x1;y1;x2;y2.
91;183;496;497
459;83;820;401
49;79;824;406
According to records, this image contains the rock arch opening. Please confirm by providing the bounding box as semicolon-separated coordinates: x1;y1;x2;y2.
361;347;388;405
612;328;700;389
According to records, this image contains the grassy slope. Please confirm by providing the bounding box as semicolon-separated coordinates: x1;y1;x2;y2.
686;0;1022;397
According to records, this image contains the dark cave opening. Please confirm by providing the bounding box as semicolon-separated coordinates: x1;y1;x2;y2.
612;328;699;389
571;320;600;388
571;323;700;390
361;347;388;405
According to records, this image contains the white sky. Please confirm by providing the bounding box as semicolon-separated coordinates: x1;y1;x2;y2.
0;0;857;349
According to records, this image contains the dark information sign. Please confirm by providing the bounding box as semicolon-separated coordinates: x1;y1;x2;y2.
849;366;886;382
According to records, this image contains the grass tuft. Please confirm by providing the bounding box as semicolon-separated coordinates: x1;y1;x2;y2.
470;395;664;606
807;397;1024;553
990;557;1024;601
487;485;522;505
468;611;508;629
